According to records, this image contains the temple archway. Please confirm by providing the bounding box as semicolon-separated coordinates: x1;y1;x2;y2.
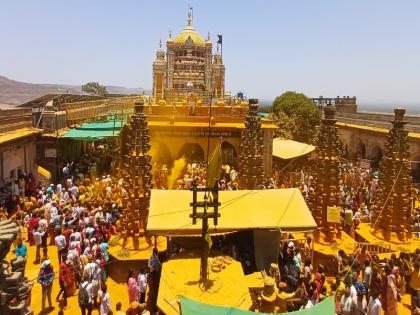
221;141;237;166
369;145;383;168
356;142;366;159
178;143;204;162
151;142;172;166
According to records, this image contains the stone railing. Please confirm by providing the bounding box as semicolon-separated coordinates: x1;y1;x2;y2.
0;108;33;134
60;96;137;126
148;103;248;118
336;111;420;133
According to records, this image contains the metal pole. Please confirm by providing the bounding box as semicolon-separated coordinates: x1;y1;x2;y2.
201;198;209;282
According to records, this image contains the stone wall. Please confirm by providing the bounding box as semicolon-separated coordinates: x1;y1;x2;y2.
336;111;420;132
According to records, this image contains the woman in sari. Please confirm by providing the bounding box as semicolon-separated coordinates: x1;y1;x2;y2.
386;266;400;315
65;260;77;296
127;269;138;303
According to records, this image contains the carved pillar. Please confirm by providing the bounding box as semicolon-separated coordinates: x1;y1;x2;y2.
372;108;412;241
238;99;265;189
119;99;153;249
308;104;342;241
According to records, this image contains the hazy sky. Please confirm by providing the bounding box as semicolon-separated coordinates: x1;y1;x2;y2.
1;0;420;105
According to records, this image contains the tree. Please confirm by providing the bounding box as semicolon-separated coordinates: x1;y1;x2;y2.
272;91;321;143
81;82;108;96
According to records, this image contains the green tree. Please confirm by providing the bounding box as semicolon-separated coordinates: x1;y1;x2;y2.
81;82;108;96
272;91;321;143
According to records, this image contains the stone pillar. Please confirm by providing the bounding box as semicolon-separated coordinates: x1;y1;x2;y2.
119;99;153;249
238;99;265;189
308;104;342;242
372;108;412;241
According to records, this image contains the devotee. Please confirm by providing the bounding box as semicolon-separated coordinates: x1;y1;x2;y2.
79;273;94;315
127;269;139;303
351;282;368;315
138;269;147;304
56;255;69;307
37;259;54;314
367;291;382;315
55;228;67;264
33;224;45;264
115;302;126;315
14;238;27;261
409;260;420;315
385;264;400;315
98;283;112;315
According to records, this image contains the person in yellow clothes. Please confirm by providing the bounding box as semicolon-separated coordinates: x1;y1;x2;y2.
276;282;301;313
115;302;126;315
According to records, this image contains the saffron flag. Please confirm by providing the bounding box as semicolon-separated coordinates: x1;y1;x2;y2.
217;34;222;44
206;142;222;188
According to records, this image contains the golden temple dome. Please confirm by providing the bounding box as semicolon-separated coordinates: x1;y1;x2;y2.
174;25;205;46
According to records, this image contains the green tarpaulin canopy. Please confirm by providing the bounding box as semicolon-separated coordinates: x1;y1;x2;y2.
62;120;125;141
180;296;335;315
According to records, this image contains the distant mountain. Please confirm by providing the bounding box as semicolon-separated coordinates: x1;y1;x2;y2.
0;75;149;105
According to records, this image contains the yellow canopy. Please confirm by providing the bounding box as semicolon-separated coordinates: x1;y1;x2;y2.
0;127;42;145
147;188;317;236
272;138;315;159
37;165;51;180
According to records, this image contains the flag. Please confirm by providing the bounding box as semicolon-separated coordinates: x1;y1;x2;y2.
204;232;213;249
206;142;222;188
217;34;222;44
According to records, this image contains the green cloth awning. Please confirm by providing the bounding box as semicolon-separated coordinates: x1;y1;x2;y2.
180;296;335;315
62;119;125;141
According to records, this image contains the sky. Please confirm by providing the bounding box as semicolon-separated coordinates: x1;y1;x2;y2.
1;0;420;106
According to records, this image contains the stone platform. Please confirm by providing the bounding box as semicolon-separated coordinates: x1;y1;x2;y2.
107;235;167;283
355;223;420;255
157;253;252;315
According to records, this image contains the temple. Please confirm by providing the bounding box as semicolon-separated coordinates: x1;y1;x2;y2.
145;9;277;176
152;8;225;105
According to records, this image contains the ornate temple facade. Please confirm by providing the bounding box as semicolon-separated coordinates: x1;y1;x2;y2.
144;10;277;176
152;9;225;105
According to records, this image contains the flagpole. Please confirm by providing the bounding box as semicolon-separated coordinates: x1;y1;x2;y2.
221;33;223;64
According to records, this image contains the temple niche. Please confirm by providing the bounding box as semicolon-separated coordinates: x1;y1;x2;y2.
371;108;412;242
152;8;225;106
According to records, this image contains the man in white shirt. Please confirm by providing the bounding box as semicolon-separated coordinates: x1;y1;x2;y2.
79;274;93;314
33;227;45;264
367;292;381;315
70;229;82;242
138;270;147;303
351;285;367;315
54;229;67;264
363;260;372;287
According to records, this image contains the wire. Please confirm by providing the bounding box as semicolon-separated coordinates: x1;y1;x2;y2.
342;165;403;282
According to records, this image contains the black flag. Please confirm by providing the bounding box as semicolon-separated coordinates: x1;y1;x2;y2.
217;34;222;44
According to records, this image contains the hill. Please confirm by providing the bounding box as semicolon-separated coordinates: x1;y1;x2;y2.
0;75;149;105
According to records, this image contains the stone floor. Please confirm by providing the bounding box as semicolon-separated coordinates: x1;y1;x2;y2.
6;240;414;315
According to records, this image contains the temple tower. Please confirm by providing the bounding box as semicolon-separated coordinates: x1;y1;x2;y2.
152;8;225;105
372;108;412;242
238;99;265;189
309;103;342;242
152;40;166;101
119;99;153;249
